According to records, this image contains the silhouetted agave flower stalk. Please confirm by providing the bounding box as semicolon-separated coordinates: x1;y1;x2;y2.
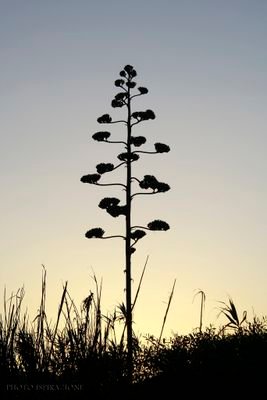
80;64;171;380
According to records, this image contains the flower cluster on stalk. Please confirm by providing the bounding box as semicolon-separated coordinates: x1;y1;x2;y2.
139;175;170;193
98;197;127;218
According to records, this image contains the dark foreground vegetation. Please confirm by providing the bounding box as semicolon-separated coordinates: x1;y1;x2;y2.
1;272;266;399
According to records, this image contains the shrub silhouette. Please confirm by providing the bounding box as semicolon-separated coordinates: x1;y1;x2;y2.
1;278;267;398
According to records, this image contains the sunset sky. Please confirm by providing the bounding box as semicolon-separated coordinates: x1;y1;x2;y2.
1;0;267;336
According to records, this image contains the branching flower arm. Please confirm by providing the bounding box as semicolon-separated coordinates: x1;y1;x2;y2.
131;220;170;231
132;150;157;155
111;162;126;171
131;191;156;200
85;228;125;240
97;235;126;240
130;120;142;128
133;143;170;155
95;182;126;189
131;177;141;184
106;139;127;146
109;120;127;125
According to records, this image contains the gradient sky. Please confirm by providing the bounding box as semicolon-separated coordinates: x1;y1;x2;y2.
1;0;267;337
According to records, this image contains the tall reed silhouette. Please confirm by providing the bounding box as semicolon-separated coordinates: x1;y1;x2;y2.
80;64;170;379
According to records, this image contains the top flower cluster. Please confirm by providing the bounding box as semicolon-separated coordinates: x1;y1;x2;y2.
111;65;150;108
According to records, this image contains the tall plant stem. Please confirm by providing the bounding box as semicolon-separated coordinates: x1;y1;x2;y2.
158;279;176;347
125;84;133;380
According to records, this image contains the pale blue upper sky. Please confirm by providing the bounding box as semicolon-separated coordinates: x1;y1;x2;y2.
1;0;267;335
